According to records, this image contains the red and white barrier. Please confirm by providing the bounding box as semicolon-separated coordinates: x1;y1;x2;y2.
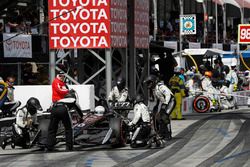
181;96;195;115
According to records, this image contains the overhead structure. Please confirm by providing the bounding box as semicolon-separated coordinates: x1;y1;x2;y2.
128;0;150;99
212;0;250;23
48;0;149;101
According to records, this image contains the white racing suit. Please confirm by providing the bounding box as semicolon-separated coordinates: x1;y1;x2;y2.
129;102;151;147
226;70;238;92
108;86;129;117
13;107;38;147
152;81;176;140
201;77;220;108
220;85;236;109
108;86;128;102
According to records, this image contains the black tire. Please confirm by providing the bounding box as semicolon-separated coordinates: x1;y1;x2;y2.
193;96;210;113
109;118;126;147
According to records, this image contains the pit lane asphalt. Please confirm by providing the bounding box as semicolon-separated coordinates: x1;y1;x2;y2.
0;108;250;167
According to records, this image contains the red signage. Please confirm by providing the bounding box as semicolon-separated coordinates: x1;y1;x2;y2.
238;24;250;44
48;0;111;49
110;0;127;48
134;0;149;48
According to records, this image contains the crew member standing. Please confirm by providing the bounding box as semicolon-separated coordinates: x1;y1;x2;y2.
144;75;176;140
52;72;69;103
227;61;238;92
47;71;73;151
169;67;186;120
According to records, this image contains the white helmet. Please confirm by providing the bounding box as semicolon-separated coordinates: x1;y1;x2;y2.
94;106;105;116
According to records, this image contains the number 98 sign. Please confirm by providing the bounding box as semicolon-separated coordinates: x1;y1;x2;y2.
238;24;250;43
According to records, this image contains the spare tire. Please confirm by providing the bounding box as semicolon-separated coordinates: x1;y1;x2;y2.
193;96;210;113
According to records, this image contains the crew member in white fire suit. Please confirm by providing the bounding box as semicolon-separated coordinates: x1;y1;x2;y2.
185;74;202;96
128;94;151;147
144;75;176;140
108;77;128;102
221;65;238;109
201;71;220;107
13;97;42;148
225;62;238;92
220;80;236;109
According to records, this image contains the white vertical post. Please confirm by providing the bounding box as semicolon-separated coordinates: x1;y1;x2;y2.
179;0;183;52
105;49;112;99
49;50;56;84
223;4;226;43
202;1;207;43
215;2;218;47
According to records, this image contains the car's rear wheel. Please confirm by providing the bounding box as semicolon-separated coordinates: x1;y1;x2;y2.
109;118;127;147
193;96;210;113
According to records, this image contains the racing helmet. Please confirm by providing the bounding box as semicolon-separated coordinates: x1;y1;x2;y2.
223;65;230;74
133;94;144;105
26;97;42;115
199;64;207;75
191;66;196;71
116;77;126;91
223;80;230;87
94;106;105;116
144;75;158;89
244;70;250;77
204;71;212;78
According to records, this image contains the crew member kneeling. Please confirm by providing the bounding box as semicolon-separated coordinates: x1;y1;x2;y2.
13;97;42;148
128;94;151;148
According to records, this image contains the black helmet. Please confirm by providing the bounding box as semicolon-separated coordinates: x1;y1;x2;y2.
144;75;158;89
223;65;230;74
116;77;126;91
133;94;144;105
26;97;42;115
223;80;230;87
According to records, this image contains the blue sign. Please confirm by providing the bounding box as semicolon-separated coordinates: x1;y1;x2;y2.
180;15;196;35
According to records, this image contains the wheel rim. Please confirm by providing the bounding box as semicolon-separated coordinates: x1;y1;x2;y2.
193;96;210;113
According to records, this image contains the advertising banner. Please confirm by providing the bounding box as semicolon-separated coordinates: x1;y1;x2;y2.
110;0;127;48
3;33;32;58
134;0;149;48
48;0;111;49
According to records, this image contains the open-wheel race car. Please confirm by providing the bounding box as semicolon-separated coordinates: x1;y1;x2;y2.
72;108;128;147
63;91;131;147
0;89;132;150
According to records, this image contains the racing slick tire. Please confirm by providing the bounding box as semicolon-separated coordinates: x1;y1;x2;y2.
193;96;210;113
109;118;127;147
